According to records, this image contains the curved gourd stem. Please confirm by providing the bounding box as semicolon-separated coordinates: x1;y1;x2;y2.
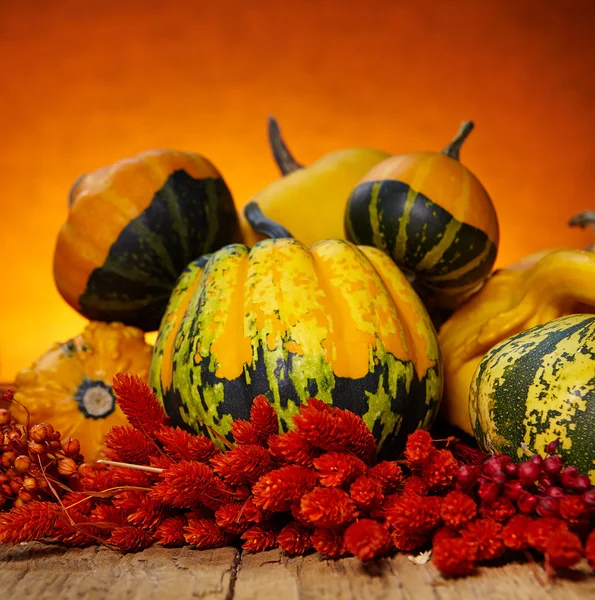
569;211;595;251
244;201;294;239
441;121;474;161
68;173;87;207
267;116;304;175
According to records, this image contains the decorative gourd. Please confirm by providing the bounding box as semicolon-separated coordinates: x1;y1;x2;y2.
12;322;153;461
238;117;391;248
53;149;240;332
470;314;595;483
344;122;499;316
439;215;595;435
149;204;442;456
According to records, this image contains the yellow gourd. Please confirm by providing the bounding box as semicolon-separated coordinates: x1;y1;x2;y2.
439;212;595;434
238;117;390;247
12;321;153;461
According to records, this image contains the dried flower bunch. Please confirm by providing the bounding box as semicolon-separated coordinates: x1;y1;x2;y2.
0;391;85;510
1;378;595;579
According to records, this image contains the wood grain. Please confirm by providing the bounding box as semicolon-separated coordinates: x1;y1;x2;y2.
1;543;595;600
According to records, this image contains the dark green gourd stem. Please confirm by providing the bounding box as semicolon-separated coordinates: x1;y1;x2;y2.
244;201;294;239
441;121;475;161
267;116;304;175
568;211;595;251
68;173;87;207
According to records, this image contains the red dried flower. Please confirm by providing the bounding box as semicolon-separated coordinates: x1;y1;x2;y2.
385;494;441;535
277;521;312;555
154;426;218;462
111;373;168;434
422;449;459;490
127;496;168;532
559;496;589;526
108;466;154;487
252;465;317;512
440;491;477;530
479;496;516;523
89;504;129;527
311;527;347;559
313;451;367;487
350;476;384;511
300;487;357;528
241;523;277;552
450;441;488;466
210;445;273;486
335;409;377;465
52;511;102;547
155;515;188;547
62;492;94;515
78;465;118;492
104;426;156;464
404;430;434;468
462;518;505;561
392;530;429;552
268;431;319;466
432;527;460;545
344;519;392;561
585;530;595;570
292;404;338;451
109;526;153;552
184;518;230;549
0;501;59;543
367;461;403;494
432;537;478;577
545;529;583;571
526;517;568;553
502;515;531;551
150;460;224;509
112;490;146;512
403;476;429;496
216;502;254;534
249;395;279;441
231;420;262;446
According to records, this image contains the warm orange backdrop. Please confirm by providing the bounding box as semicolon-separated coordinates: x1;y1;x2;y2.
2;0;595;380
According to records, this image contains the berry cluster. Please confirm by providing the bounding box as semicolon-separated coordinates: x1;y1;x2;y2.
0;391;84;510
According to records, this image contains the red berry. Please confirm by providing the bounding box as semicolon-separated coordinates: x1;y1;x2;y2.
529;454;543;467
492;473;507;485
545;486;565;499
478;479;500;504
545;439;560;454
537;473;556;491
536;497;559;518
560;466;579;489
518;462;541;487
543;455;563;476
503;480;524;501
504;462;518;478
583;489;595;511
456;464;479;487
571;475;591;493
483;457;504;476
517;491;538;515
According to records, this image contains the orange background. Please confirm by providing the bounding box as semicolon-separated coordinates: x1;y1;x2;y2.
2;0;595;381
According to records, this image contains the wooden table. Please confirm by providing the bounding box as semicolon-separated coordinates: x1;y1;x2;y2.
2;543;595;600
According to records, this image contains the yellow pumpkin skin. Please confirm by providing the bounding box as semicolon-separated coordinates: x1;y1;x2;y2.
12;322;153;461
150;238;443;455
438;248;595;434
240;117;390;247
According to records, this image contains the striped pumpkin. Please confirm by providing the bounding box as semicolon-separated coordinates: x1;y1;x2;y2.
149;236;443;456
470;314;595;482
53;149;239;332
344;122;499;317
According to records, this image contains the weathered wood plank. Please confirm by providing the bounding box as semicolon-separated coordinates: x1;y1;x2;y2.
2;543;595;600
0;543;238;600
234;548;595;600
